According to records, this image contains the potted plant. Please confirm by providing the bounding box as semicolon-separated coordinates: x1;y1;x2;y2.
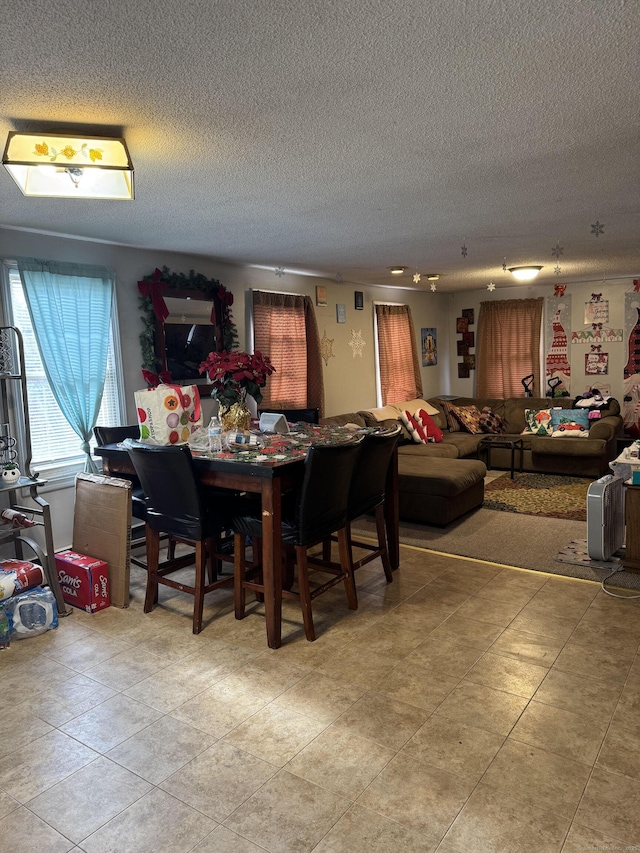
1;463;21;485
199;350;275;431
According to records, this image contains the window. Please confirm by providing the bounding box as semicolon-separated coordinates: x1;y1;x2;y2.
476;298;544;397
3;263;124;483
252;290;324;417
375;303;423;405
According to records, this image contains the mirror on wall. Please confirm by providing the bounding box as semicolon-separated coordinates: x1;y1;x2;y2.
155;293;223;383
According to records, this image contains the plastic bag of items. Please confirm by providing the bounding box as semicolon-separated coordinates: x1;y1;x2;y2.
0;559;45;602
4;586;58;639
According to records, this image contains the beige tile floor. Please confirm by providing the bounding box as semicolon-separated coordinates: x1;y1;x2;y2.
2;545;640;852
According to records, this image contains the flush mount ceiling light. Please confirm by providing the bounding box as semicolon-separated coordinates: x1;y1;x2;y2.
508;265;543;282
426;274;440;281
2;131;134;199
388;266;407;275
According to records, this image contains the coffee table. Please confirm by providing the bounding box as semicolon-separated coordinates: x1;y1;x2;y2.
477;436;524;479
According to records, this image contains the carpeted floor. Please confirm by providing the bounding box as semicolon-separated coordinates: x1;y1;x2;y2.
483;472;592;521
352;497;640;590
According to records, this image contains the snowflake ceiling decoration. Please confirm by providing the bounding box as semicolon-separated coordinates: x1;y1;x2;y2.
334;272;342;283
487;282;496;291
320;329;335;366
430;282;437;292
274;267;285;277
413;273;421;284
591;220;605;237
554;264;562;275
461;243;468;258
551;242;564;259
348;329;366;358
502;258;507;272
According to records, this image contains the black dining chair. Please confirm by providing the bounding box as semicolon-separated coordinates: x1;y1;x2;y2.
231;438;363;641
313;425;401;584
257;407;320;425
124;441;234;634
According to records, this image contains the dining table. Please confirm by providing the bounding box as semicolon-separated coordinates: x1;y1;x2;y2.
95;422;399;649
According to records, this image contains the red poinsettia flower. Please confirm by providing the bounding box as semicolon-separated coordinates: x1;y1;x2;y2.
199;349;275;407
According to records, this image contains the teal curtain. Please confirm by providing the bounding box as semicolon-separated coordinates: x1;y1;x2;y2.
17;258;115;473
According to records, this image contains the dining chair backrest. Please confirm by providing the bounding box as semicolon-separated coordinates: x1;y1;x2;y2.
294;439;362;546
258;407;319;425
93;424;141;445
348;425;402;521
124;441;205;541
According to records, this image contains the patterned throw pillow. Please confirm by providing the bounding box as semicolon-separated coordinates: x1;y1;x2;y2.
478;406;506;435
400;409;444;443
449;404;484;434
438;400;463;432
522;408;553;436
550;408;590;437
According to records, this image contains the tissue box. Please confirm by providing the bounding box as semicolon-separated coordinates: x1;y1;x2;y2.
55;550;110;613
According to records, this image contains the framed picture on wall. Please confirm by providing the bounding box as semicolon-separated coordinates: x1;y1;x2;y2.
463;331;474;347
316;285;327;306
462;308;474;324
336;304;346;324
421;327;437;366
457;341;469;356
458;362;470;378
354;291;364;310
456;317;468;333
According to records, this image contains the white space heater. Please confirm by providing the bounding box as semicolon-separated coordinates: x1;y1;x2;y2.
586;474;626;561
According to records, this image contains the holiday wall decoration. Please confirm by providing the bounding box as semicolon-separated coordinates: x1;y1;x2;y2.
545;296;571;394
421;328;437;366
456;310;475;377
623;290;640;438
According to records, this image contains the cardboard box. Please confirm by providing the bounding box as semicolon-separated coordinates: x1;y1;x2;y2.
72;473;132;608
55;550;110;613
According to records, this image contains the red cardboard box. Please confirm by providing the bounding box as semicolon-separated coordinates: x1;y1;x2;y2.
55;550;111;613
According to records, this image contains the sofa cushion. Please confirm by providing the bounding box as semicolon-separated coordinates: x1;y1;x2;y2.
479;406;506;434
522;408;553;436
550;408;590;437
447;403;484;434
320;412;367;428
401;409;443;444
398;442;459;459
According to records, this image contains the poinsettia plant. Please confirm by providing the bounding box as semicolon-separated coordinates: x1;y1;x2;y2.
199;350;275;407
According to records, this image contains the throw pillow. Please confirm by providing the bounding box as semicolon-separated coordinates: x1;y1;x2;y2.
478;406;506;435
438;400;463;432
449;403;484;434
402;398;441;417
550;408;590;437
521;408;553;436
400;409;444;444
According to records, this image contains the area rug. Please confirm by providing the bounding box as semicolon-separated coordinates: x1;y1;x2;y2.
483;472;592;521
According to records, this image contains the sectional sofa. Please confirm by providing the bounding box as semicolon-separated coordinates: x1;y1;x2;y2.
321;395;623;526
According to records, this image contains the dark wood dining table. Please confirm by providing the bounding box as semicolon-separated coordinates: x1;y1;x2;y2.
95;433;399;649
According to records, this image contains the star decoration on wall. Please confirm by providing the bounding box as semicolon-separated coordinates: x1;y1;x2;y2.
487;282;496;291
319;329;335;366
551;242;564;259
413;273;421;284
461;244;468;258
554;264;562;275
348;329;366;358
334;272;342;283
430;282;437;292
591;220;605;237
274;267;285;277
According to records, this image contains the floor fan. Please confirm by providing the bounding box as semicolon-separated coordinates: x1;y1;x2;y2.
586;474;625;561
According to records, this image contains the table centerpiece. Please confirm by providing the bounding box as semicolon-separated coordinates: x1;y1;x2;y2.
199;349;275;431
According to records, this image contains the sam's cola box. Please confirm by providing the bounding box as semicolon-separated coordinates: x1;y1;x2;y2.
55;550;110;613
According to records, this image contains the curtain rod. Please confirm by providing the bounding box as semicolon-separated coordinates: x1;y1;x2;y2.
251;288;307;297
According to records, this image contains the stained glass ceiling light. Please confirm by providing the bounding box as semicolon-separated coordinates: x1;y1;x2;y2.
508;266;543;281
2;132;134;199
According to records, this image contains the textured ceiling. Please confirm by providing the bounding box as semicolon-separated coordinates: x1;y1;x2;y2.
1;0;638;292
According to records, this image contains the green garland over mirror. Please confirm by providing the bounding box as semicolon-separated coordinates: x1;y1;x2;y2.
138;266;238;374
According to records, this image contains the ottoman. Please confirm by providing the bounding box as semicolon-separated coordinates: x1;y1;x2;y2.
397;457;486;527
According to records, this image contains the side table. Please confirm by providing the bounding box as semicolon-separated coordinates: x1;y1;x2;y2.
477;436;524;480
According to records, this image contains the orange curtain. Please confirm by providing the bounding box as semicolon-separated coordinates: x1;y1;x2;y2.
375;304;423;404
252;291;324;417
476;298;544;397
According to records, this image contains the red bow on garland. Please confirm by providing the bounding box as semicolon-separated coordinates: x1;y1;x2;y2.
634;280;640;292
554;285;566;297
138;268;169;322
142;368;172;387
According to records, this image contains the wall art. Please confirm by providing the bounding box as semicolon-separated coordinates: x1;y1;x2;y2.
462;308;474;324
545;295;571;393
457;340;469;357
315;285;327;306
354;291;364;310
336;304;346;324
421;328;437;366
571;326;623;343
584;297;608;325
458;362;470;378
462;331;475;347
585;346;608;375
456;317;468;333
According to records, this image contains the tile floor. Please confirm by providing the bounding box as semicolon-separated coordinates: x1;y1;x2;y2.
2;545;640;852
